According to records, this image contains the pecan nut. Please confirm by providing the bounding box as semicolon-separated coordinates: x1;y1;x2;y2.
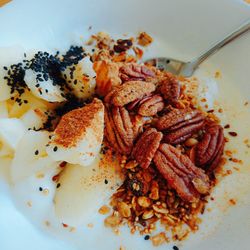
127;94;164;117
105;80;156;107
132;128;163;169
156;108;205;145
158;73;180;104
104;106;134;155
195;124;225;172
153;143;210;202
120;64;155;82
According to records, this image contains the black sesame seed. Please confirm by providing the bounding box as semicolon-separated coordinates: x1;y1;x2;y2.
24;100;28;104
173;246;179;250
144;235;150;240
53;146;58;152
35;150;39;155
56;183;61;188
39;187;43;191
3;66;7;70
104;179;108;184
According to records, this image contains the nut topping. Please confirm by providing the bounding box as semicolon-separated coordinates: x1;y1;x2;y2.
106;80;156;107
156;109;205;144
158;74;180;104
132;128;163;169
127;94;164;117
120;64;155;82
154;143;210;202
104;106;134;155
195;124;225;172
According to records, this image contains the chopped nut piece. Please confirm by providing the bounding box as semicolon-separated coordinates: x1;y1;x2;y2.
185;138;198;147
149;180;159;200
137;32;153;47
142;210;155;220
138;196;151;208
117;202;131;218
151;232;167;246
99;205;111;215
104;215;121;228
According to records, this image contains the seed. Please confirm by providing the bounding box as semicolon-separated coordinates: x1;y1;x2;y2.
34;150;39;155
229;132;237;137
53;146;58;152
173;246;179;250
185;138;198;147
144;235;150;240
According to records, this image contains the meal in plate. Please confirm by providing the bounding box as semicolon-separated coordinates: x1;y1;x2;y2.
0;31;241;246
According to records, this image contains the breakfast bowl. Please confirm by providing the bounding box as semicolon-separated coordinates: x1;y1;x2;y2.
0;1;250;250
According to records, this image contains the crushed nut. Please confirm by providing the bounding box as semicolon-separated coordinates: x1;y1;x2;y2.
138;196;151;208
151;232;167;246
117;202;131;218
99;205;111;215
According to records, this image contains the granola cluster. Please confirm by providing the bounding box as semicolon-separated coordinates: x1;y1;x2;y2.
90;32;226;245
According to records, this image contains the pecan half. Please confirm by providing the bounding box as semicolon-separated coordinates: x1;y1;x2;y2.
104;106;134;155
105;80;156;107
156;109;205;145
158;74;180;104
127;94;164;117
132;128;163;169
195;124;225;172
153;143;210;202
120;64;155;82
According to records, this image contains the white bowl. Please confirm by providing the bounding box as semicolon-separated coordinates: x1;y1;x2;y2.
0;0;250;250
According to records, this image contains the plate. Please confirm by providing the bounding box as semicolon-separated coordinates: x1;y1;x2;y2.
0;0;250;250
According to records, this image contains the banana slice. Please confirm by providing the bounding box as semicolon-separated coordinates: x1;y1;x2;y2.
24;69;66;103
54;157;124;227
46;98;104;166
62;56;96;100
0;118;26;150
10;130;55;183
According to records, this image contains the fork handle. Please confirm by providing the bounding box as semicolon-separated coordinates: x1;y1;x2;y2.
191;19;250;68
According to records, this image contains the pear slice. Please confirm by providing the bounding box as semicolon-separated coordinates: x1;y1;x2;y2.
54;157;124;227
10;130;55;183
47;98;104;167
0;101;8;118
61;57;96;100
24;69;66;103
0;118;26;151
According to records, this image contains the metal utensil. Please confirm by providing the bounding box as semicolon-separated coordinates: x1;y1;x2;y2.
145;20;250;77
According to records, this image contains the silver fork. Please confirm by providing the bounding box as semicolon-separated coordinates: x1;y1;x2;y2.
145;20;250;77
